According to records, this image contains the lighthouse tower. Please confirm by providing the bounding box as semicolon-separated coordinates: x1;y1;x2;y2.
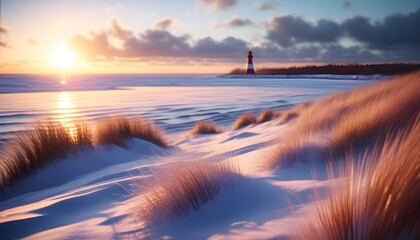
246;51;255;74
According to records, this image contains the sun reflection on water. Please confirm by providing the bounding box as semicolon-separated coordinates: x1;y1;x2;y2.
60;76;66;85
54;91;77;138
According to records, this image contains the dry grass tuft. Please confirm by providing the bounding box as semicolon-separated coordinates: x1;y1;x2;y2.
0;120;93;188
130;117;168;147
189;120;222;136
295;121;420;239
131;160;241;228
265;72;420;170
95;116;131;147
258;109;276;123
95;115;168;147
72;120;94;146
279;110;299;123
0;115;168;188
231;112;257;130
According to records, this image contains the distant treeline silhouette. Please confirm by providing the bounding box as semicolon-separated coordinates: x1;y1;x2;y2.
229;63;420;75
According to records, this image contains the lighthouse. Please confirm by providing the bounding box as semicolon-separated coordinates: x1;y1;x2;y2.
246;51;255;74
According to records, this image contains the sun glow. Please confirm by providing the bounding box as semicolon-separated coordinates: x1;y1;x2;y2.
52;44;76;69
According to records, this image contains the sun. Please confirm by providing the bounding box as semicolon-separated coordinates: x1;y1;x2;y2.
52;44;76;69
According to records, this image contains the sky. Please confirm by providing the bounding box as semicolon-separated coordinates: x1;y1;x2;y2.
0;0;419;74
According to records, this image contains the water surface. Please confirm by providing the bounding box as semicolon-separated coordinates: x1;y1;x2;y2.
0;74;377;141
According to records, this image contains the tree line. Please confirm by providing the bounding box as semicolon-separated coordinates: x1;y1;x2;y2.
229;63;420;75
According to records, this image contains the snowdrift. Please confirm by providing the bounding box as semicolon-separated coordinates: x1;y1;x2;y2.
1;72;419;239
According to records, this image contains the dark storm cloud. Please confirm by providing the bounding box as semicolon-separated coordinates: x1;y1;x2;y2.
267;9;420;50
292;46;321;59
224;16;253;27
267;16;343;47
343;9;420;50
266;9;420;60
198;0;237;10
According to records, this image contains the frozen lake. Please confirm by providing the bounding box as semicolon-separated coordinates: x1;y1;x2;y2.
0;74;378;141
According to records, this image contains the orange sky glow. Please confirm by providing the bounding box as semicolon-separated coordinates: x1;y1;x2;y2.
1;1;419;74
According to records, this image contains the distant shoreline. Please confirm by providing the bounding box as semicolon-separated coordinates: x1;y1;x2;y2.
227;63;420;76
218;73;389;80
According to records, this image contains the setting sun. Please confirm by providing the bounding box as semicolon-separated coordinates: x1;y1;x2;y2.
52;44;76;69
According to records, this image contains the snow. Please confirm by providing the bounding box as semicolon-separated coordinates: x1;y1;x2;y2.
0;118;335;239
0;76;383;239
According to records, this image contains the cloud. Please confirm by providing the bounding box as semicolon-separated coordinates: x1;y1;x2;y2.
343;9;420;51
108;17;132;40
123;29;191;58
154;18;174;29
219;16;253;27
198;0;237;10
105;2;123;12
0;22;11;49
266;9;420;59
320;44;379;61
70;17;249;61
256;1;279;11
27;38;38;45
0;22;10;34
267;16;343;47
0;41;11;49
69;13;420;65
192;36;248;58
70;31;116;60
343;1;352;9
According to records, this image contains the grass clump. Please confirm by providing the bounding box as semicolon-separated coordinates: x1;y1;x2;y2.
258;109;276;123
130;117;168;147
296;122;420;239
265;72;420;170
279;110;299;123
0;114;168;188
95;115;168;148
189;120;222;136
231;112;257;130
0;120;93;188
131;161;241;228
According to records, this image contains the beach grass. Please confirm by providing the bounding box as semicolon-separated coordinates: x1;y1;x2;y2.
0;115;168;189
0;120;93;188
258;109;276;123
266;71;420;169
189;120;222;136
95;115;168;148
232;112;257;130
295;120;420;239
130;160;241;228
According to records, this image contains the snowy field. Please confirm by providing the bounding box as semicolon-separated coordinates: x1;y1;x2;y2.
1;73;418;239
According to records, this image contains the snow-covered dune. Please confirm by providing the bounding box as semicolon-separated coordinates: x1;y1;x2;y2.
1;72;418;239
